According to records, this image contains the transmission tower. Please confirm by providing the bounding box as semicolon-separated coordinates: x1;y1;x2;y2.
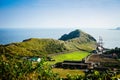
98;36;103;47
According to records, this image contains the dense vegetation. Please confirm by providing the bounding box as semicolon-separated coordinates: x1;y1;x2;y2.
104;47;120;58
52;68;85;78
0;53;59;80
0;53;119;80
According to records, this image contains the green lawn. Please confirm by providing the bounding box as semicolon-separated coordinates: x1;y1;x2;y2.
47;51;89;65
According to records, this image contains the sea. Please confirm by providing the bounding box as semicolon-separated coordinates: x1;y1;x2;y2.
0;28;120;49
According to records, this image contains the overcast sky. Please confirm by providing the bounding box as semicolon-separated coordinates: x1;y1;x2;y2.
0;0;120;29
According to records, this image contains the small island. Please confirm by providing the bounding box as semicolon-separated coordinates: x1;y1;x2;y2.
115;27;120;30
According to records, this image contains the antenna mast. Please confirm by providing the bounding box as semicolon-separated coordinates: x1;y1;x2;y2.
98;36;103;47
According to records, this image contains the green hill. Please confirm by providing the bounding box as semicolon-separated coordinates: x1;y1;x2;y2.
0;29;96;57
59;29;96;52
1;38;67;56
59;29;96;41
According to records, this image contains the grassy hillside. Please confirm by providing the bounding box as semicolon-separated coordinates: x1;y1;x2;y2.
60;29;96;52
0;29;96;57
1;38;67;56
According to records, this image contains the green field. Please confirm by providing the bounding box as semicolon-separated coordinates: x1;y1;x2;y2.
47;51;89;65
46;51;89;78
52;68;85;78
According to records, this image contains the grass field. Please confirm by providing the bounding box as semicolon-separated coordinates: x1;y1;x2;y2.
46;51;89;78
47;51;89;65
52;68;85;78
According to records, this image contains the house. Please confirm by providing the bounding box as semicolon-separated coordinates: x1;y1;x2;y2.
55;60;91;69
96;46;104;54
28;57;41;62
62;62;89;69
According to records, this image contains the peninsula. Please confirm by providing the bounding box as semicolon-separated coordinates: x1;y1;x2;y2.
0;29;96;57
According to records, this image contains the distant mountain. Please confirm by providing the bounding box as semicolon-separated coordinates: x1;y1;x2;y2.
116;27;120;30
0;29;96;57
59;29;96;41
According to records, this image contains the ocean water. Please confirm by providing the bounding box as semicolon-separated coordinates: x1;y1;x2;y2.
0;28;120;49
0;28;73;44
83;28;120;49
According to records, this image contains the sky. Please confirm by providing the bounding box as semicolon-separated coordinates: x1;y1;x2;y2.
0;0;120;29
